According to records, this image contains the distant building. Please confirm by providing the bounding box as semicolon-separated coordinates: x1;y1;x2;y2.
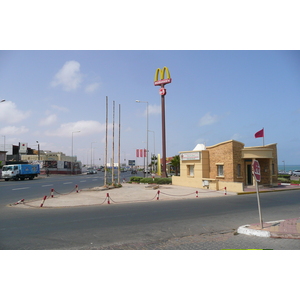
172;140;278;193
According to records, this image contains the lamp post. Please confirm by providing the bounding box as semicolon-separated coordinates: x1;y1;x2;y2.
71;131;80;174
136;100;149;177
91;142;97;168
148;130;155;173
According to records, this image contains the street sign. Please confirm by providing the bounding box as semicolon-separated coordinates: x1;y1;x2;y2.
159;88;166;95
252;160;261;182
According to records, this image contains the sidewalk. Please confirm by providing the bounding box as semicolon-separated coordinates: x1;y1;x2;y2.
11;183;231;208
237;218;300;239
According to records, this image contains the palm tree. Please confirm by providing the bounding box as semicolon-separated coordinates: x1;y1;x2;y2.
170;155;180;176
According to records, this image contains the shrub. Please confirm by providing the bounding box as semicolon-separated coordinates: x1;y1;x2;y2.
130;176;143;182
155;178;172;184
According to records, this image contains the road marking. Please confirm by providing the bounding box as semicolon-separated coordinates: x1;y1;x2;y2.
80;180;87;182
12;187;30;190
92;179;98;181
42;184;53;187
63;182;73;185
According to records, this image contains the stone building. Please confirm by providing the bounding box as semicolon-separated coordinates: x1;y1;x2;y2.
172;140;278;193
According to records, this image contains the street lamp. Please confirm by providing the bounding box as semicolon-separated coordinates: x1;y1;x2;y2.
91;141;97;168
136;100;149;177
148;130;155;173
71;131;80;174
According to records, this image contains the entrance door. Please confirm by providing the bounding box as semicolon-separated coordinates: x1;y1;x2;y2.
246;163;253;185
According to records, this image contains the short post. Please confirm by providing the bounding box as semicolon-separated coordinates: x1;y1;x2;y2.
224;187;227;195
106;193;110;204
196;191;198;198
156;190;160;200
76;184;79;193
51;188;54;198
40;195;47;207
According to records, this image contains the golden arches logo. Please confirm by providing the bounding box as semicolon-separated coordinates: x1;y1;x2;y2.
154;66;172;86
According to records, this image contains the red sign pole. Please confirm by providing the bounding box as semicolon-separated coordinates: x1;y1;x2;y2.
252;160;263;229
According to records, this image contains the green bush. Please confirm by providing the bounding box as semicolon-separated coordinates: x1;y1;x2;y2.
278;177;290;183
130;176;143;182
129;176;172;185
140;178;155;184
155;178;172;184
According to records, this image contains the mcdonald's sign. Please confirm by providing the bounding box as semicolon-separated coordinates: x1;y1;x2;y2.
154;66;172;86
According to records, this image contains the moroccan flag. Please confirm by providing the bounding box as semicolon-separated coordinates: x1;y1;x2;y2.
254;128;264;138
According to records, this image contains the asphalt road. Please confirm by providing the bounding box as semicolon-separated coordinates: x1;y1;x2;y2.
1;186;300;249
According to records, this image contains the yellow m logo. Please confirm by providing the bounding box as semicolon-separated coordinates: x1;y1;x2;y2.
154;66;172;86
154;67;171;81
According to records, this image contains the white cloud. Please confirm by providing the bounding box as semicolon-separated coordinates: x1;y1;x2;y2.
85;82;100;93
45;120;107;137
51;105;69;112
148;104;161;115
199;112;219;126
0;125;29;135
51;61;83;91
39;114;57;126
0;101;30;124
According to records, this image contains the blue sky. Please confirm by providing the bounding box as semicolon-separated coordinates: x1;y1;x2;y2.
1;1;300;166
1;50;300;165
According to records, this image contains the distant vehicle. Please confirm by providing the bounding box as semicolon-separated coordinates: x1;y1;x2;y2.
87;169;97;174
292;170;300;177
2;164;40;181
131;170;137;174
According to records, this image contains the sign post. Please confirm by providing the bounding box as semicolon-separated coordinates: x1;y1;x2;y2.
154;66;172;178
252;159;263;229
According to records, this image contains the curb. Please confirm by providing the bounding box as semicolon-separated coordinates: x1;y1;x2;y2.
237;225;271;238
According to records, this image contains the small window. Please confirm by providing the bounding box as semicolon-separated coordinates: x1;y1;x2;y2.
237;164;241;177
187;165;194;176
217;165;224;177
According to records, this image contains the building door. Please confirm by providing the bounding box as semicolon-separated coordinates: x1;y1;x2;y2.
246;163;253;185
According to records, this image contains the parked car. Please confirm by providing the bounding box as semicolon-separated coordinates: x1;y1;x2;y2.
131;170;137;174
292;170;300;177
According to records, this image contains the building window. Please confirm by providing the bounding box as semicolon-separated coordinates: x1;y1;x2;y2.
217;165;224;177
187;165;194;176
237;164;241;177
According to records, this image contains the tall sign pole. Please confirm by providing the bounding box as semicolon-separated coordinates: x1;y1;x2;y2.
154;66;172;178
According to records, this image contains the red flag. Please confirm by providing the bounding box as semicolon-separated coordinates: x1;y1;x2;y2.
254;128;264;138
144;149;147;157
136;149;140;157
139;149;143;157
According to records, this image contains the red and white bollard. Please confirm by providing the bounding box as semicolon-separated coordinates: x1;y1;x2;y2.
196;191;198;198
51;188;54;198
76;184;79;193
14;199;25;205
224;187;227;195
106;193;110;204
156;190;160;200
40;195;47;207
